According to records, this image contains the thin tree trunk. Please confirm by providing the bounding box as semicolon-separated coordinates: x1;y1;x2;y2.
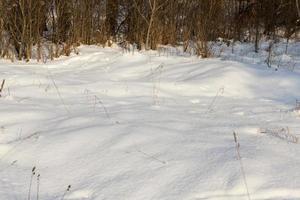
296;0;300;18
146;12;154;50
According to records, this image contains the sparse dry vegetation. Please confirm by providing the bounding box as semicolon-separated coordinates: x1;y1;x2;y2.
0;0;298;61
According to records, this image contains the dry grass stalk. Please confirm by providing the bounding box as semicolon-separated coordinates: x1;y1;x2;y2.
28;166;36;200
233;132;251;200
151;64;164;105
206;87;224;113
36;174;40;200
0;79;5;97
94;95;111;120
60;185;71;200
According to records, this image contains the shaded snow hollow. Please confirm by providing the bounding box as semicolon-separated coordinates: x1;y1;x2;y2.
0;46;300;200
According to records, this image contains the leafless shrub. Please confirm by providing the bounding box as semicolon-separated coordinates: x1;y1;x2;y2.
259;127;298;143
121;41;137;55
157;45;168;57
0;0;298;61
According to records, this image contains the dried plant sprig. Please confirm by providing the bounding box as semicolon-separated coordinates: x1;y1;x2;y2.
36;174;40;200
233;132;251;200
60;185;72;200
206;87;224;113
28;166;36;200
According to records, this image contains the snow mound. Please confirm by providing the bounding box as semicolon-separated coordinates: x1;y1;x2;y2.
0;46;300;200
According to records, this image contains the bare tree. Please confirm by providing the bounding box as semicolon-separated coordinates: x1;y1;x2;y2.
0;0;298;61
133;0;167;50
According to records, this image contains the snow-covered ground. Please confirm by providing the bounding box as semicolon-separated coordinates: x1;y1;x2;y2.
0;45;300;200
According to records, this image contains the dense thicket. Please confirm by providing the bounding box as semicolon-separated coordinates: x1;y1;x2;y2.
0;0;299;60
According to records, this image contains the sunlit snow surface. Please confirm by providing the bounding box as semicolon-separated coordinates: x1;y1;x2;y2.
0;45;300;200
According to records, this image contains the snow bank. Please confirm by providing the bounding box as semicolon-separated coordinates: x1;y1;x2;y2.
0;45;300;200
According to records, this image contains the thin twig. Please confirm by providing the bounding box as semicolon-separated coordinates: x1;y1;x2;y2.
47;71;70;115
94;95;111;119
233;132;251;200
206;87;224;113
132;0;149;24
136;148;166;165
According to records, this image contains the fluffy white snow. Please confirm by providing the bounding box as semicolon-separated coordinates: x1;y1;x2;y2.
0;45;300;200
